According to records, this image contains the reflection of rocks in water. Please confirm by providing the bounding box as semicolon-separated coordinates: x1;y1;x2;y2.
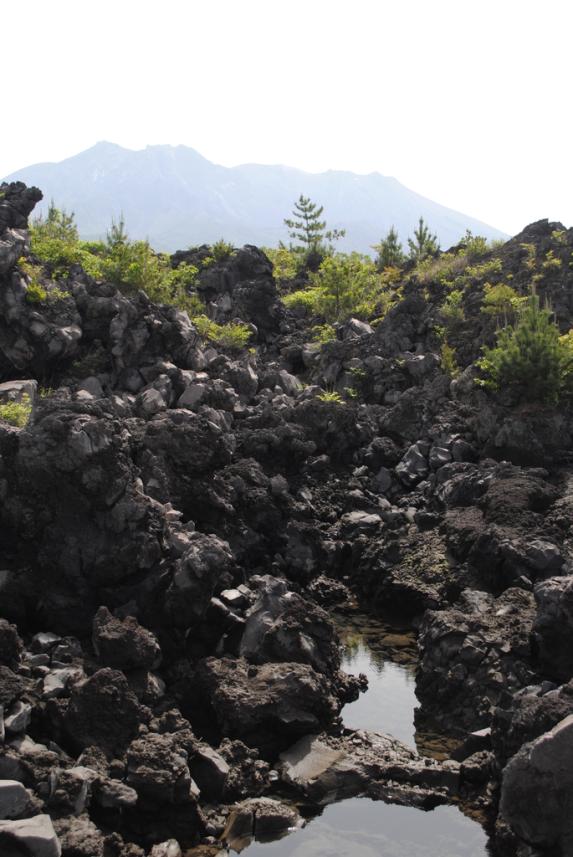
335;612;418;669
335;611;462;759
222;798;304;853
414;723;464;762
236;799;488;857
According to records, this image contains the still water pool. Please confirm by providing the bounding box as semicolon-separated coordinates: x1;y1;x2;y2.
241;799;488;857
337;612;419;745
235;611;491;856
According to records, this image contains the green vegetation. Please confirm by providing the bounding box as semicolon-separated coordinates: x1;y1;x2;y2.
372;226;406;270
284;253;397;322
97;217;202;309
407;217;440;262
465;257;503;280
477;294;573;403
19;257;70;304
30;204;103;278
263;246;303;281
412;236;500;288
193;315;252;350
520;243;537;272
441;289;465;325
211;239;235;263
284;194;345;254
440;341;460;378
26;207;255;353
542;250;562;271
0;394;32;428
481;282;525;321
316;389;344;404
311;323;337;344
24;281;48;303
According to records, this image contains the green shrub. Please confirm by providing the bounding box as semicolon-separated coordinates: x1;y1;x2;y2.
477;294;573;403
465;257;503;280
551;230;566;245
413;251;470;286
283;253;397;323
520;243;537;271
407;217;439;262
462;231;490;260
0;393;32;427
308;253;390;322
317;389;344;404
211;239;235;263
311;323;337;344
542;250;562;271
440;341;460;377
372;226;406;270
192;315;251;350
441;289;465;325
214;322;252;350
283;288;322;314
481;282;524;320
264;246;303;280
30;205;103;279
25;281;48;303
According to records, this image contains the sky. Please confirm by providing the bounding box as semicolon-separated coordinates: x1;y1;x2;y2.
3;0;572;236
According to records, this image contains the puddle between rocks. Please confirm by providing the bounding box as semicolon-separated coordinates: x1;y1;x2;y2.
337;612;419;746
238;798;488;857
335;611;460;758
232;610;490;856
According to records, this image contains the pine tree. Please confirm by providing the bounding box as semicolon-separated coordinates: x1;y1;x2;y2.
284;194;345;253
407;217;440;262
478;293;573;403
372;226;405;269
106;215;129;248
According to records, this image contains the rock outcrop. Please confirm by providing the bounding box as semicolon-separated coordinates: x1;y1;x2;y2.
1;181;573;855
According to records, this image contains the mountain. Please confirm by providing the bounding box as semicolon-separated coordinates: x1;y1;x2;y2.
3;142;507;252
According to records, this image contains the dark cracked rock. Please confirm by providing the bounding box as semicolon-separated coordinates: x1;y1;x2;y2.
499;714;573;854
92;607;161;671
416;588;538;733
532;575;573;682
278;731;460;807
188;657;341;755
238;575;341;677
64;669;145;754
492;679;573;765
126;732;197;805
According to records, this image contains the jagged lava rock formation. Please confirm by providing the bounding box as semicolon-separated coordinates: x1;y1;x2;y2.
0;181;573;855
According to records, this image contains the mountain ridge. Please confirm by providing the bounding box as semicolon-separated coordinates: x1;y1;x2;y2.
4;142;508;252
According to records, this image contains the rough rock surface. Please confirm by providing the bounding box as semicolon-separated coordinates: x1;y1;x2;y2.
1;183;573;855
279;731;461;806
92;607;161;671
64;669;144;754
500;714;573;853
416;588;537;732
190;657;340;755
532;575;573;682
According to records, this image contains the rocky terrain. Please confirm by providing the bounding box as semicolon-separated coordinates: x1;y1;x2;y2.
1;181;573;856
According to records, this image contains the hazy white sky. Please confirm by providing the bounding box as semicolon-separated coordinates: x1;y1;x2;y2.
3;0;572;235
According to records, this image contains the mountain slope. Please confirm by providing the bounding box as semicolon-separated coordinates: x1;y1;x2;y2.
4;142;507;252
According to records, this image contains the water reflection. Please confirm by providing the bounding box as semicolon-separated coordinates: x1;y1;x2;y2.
228;611;489;856
338;615;418;746
336;612;461;758
238;799;488;857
